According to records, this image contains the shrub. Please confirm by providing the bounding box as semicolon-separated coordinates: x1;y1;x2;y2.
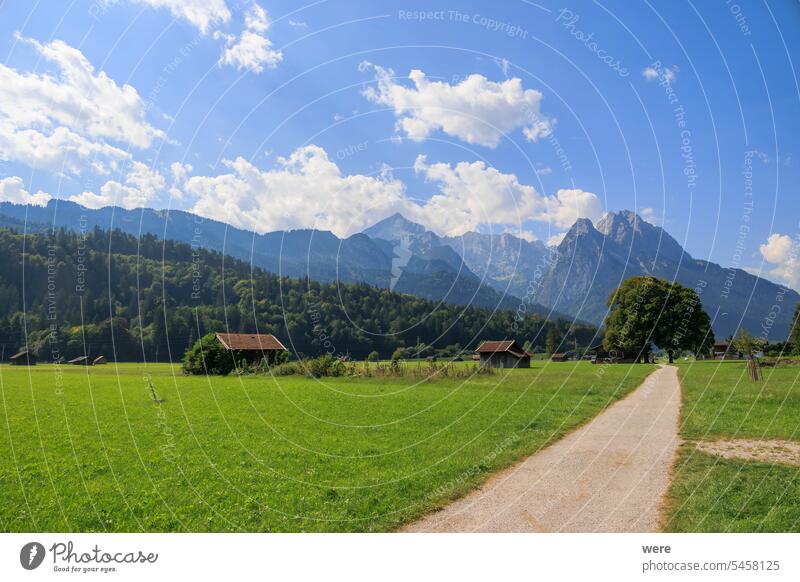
302;354;346;378
182;333;236;376
271;362;301;376
367;351;380;362
271;349;291;366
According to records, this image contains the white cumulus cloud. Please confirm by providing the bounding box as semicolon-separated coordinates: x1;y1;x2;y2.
183;145;407;235
0;34;163;174
106;2;280;73
177;146;602;239
545;188;604;229
413;156;603;235
243;2;269;32
219;30;282;73
760;233;793;263
0;125;130;175
759;233;800;289
110;0;231;34
0;176;50;206
218;4;282;73
70;161;165;209
360;62;555;148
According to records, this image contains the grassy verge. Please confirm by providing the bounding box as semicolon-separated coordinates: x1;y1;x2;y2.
664;361;800;532
0;361;653;532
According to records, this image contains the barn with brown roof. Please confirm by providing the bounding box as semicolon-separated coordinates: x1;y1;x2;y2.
215;333;288;364
475;340;531;368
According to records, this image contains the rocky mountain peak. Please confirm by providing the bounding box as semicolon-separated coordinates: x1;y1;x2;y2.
561;217;598;244
362;212;426;242
595;210;643;237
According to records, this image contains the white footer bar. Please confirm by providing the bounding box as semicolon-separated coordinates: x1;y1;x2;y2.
1;533;796;581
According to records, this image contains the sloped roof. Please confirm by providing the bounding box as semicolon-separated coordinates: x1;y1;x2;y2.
475;340;528;358
215;333;287;351
9;350;34;360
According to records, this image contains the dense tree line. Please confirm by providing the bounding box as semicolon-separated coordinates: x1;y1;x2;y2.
0;227;599;362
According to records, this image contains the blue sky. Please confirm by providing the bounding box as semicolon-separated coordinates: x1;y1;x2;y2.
0;0;798;287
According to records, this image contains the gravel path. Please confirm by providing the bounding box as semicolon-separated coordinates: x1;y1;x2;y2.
404;365;681;532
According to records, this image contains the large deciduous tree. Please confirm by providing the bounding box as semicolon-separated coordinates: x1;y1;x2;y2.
603;276;714;363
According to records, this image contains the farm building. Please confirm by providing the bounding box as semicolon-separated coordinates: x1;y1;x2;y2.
475;340;531;368
585;344;642;363
9;349;36;365
713;340;741;360
588;343;608;359
550;352;569;362
68;356;93;366
93;355;108;365
215;332;288;364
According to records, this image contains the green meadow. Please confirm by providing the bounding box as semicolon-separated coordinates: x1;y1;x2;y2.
0;361;653;532
665;361;800;532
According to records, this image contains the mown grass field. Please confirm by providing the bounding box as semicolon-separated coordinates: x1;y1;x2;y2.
0;361;653;532
665;361;800;532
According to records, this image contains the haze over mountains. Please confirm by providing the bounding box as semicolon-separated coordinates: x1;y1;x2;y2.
1;201;796;339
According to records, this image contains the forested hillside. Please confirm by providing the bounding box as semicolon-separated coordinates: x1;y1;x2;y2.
0;227;598;362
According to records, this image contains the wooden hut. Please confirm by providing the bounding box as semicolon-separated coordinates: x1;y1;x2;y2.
93;355;108;365
713;340;741;360
475;340;531;368
68;356;93;366
215;333;288;364
9;350;36;366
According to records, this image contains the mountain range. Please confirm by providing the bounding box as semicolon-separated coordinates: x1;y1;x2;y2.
1;201;796;339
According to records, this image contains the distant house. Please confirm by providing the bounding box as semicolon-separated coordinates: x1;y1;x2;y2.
475;340;531;368
586;343;641;363
713;340;741;360
215;333;288;364
550;352;569;362
93;355;108;365
9;350;36;366
588;343;608;359
68;356;93;366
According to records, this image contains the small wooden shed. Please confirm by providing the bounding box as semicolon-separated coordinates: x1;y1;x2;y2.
475;340;531;368
9;350;36;366
215;333;288;364
68;355;93;366
713;340;741;360
93;355;108;365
